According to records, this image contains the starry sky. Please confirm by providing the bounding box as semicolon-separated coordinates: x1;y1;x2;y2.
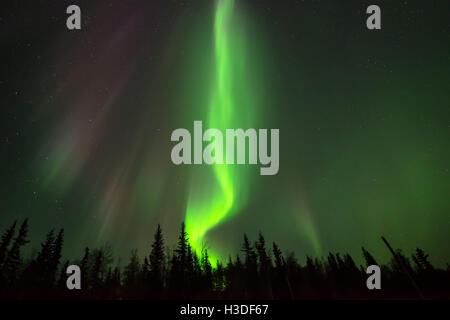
1;0;449;267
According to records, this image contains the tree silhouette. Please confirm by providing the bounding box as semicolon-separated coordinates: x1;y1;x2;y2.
0;220;16;269
1;219;29;293
149;224;165;297
0;218;448;300
255;233;272;298
123;249;141;298
168;222;190;298
241;234;259;298
50;229;64;282
362;246;378;267
412;248;433;272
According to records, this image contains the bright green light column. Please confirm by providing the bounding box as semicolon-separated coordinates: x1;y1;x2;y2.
185;0;260;266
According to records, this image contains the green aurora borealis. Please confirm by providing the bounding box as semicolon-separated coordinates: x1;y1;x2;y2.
185;0;263;265
0;0;449;267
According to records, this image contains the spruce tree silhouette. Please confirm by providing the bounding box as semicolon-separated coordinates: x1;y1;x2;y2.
0;219;448;300
50;229;64;284
168;222;189;298
21;229;58;297
412;248;433;272
0;220;17;268
256;233;273;298
149;224;165;298
1;219;29;296
361;246;378;268
123;249;141;298
241;234;259;298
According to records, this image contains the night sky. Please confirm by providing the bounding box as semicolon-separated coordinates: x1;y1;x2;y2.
1;0;449;267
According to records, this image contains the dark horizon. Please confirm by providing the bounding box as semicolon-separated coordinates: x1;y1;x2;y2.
1;218;448;300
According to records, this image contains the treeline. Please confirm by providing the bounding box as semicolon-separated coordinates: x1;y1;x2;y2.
0;219;449;299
